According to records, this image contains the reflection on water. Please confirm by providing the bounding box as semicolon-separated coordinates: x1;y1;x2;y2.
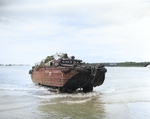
37;94;105;119
35;91;131;119
0;66;150;119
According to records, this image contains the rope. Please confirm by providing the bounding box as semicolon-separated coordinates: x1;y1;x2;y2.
79;66;97;88
91;67;97;84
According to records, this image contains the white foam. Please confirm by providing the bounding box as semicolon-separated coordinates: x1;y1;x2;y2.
0;87;49;92
0;88;29;91
35;91;99;99
34;91;99;104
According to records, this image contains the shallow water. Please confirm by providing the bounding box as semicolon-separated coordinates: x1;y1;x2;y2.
0;66;150;119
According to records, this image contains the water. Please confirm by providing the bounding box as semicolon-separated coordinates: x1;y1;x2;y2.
0;66;150;119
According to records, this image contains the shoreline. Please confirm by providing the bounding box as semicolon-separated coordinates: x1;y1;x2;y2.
87;62;150;67
1;61;150;67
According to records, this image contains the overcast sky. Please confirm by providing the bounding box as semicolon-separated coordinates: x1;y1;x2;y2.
0;0;150;65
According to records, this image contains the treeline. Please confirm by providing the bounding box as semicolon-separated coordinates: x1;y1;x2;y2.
0;64;29;66
86;62;150;67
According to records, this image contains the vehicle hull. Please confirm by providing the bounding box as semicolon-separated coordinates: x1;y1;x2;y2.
30;67;107;92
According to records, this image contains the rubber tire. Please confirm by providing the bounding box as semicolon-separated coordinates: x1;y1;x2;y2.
83;84;93;92
59;87;67;93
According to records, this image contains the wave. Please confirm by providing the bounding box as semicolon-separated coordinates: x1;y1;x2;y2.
35;91;99;98
34;91;99;104
0;87;48;91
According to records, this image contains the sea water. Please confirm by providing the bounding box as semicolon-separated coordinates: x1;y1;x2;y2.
0;66;150;119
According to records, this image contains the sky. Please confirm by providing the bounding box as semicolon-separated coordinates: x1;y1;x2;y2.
0;0;150;65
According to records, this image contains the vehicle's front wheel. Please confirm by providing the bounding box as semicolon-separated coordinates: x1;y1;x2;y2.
83;84;93;92
59;87;67;93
